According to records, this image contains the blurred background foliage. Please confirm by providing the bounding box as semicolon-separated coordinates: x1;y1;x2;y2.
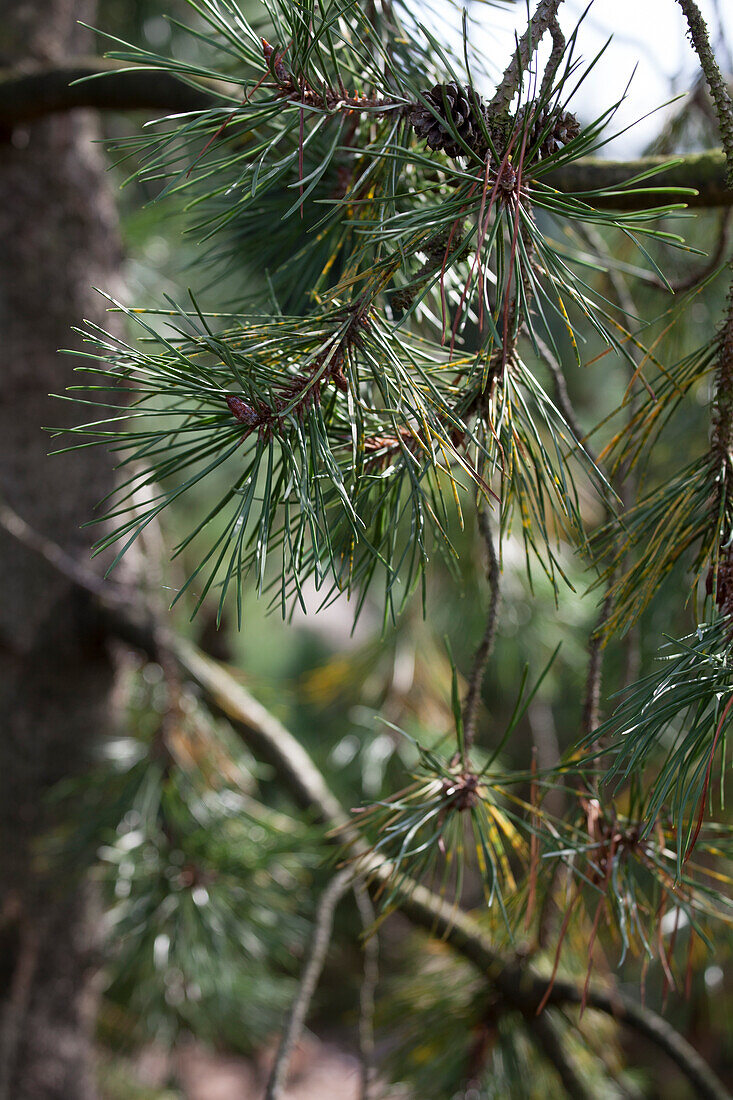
66;0;733;1095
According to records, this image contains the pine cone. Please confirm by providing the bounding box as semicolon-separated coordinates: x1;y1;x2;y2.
410;82;488;159
519;104;581;159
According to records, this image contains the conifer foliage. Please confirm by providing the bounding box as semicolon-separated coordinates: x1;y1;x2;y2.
55;0;733;1094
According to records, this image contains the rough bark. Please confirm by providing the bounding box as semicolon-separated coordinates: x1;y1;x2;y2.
0;1;123;1096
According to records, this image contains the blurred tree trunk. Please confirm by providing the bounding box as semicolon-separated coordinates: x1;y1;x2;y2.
0;2;123;1096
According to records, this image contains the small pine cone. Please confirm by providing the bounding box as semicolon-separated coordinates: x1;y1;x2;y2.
520;104;581;158
391;287;415;313
410;82;488;159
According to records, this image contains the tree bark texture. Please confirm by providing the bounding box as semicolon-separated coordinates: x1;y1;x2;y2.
0;2;123;1096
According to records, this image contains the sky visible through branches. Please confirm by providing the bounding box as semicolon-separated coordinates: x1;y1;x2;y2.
458;0;733;153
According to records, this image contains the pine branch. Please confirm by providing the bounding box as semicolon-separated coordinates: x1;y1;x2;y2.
1;62;731;209
169;639;732;1100
490;0;568;115
708;277;733;619
2;489;731;1100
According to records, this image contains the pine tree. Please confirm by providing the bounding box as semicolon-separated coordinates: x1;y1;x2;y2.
20;0;733;1094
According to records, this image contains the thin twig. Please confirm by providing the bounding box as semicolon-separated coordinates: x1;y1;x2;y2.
581;585;615;745
526;1011;593;1100
533;336;593;461
462;506;500;750
490;0;567;115
353;881;379;1100
0;497;111;599
265;865;354;1100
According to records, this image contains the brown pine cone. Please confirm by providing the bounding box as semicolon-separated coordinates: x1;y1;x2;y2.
410;82;488;159
518;103;581;158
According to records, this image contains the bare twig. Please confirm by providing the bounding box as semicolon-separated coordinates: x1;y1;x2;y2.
353;882;379;1100
462;506;500;750
490;0;567;115
265;865;354;1100
0;496;111;598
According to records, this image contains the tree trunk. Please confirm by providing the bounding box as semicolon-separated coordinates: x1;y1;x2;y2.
0;2;123;1096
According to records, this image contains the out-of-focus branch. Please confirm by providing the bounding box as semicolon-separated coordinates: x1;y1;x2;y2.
541;150;731;209
1;503;731;1100
353;882;378;1100
462;507;500;750
265;866;354;1100
534;335;594;461
172;639;732;1100
526;1012;594;1100
0;58;228;127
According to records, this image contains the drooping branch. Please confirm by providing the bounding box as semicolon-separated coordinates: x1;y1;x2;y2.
170;639;732;1100
1;504;731;1100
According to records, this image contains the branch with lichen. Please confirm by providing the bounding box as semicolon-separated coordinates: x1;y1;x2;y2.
676;0;733;179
